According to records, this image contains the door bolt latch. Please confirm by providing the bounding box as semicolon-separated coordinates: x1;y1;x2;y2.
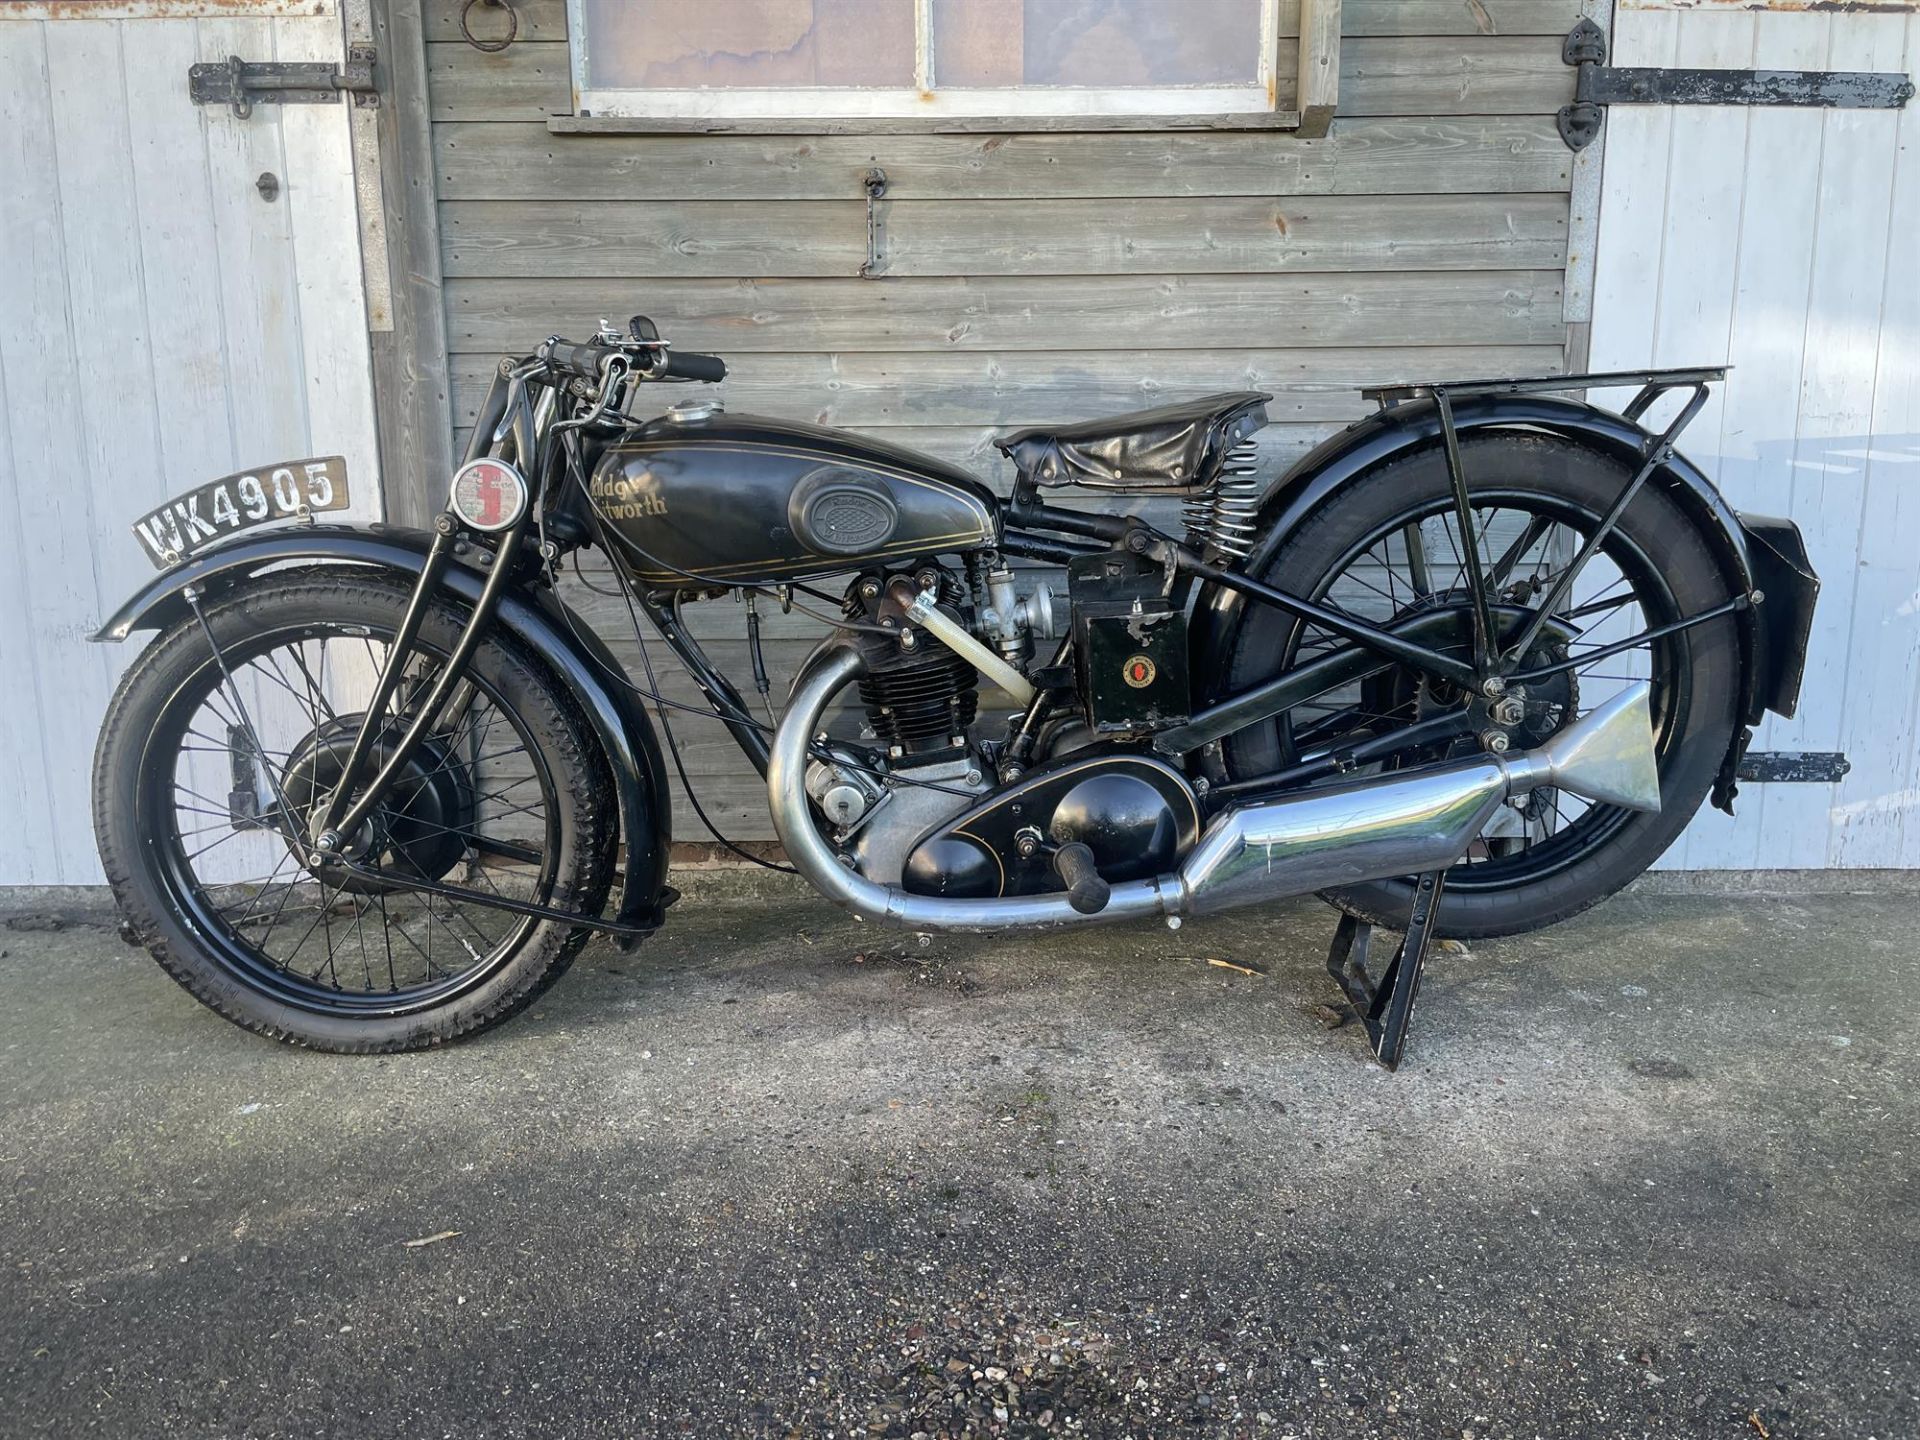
190;44;377;120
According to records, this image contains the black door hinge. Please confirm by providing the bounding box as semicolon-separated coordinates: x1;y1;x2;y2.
1558;18;1914;151
189;45;378;120
1736;751;1851;785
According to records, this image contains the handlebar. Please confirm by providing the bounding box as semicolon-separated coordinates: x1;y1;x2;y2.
659;349;728;383
538;335;727;385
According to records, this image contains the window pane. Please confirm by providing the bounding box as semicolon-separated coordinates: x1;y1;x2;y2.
931;0;1262;88
582;0;917;89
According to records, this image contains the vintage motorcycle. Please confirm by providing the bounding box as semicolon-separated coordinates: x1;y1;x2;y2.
90;317;1816;1066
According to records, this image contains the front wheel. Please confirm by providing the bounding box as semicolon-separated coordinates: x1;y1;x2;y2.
1223;432;1741;938
93;570;617;1051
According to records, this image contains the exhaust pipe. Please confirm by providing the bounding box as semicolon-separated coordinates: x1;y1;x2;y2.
769;647;1659;932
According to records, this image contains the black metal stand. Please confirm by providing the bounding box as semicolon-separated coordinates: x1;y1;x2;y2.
1324;870;1448;1071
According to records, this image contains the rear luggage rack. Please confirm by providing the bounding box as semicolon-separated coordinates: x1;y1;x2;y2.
1364;366;1727;418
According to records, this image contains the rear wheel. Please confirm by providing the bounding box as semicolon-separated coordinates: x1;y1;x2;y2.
1223;433;1740;938
93;571;616;1051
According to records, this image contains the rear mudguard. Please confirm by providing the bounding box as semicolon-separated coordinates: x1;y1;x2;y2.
1191;394;1818;808
91;525;674;942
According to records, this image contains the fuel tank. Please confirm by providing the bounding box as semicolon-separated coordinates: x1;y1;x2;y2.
588;405;998;586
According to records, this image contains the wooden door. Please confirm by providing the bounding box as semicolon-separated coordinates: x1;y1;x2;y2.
1586;0;1920;870
0;1;381;885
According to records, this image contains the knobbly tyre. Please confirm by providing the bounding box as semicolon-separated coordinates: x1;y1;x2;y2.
90;317;1817;1067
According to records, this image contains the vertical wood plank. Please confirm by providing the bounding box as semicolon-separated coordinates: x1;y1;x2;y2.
122;19;237;493
40;19;165;880
0;21;69;881
1297;0;1342;139
276;10;384;522
1585;8;1678;417
1830;12;1920;867
368;0;454;529
1643;9;1754;869
1767;13;1905;870
1674;9;1830;870
1895;15;1920;867
199;15;311;469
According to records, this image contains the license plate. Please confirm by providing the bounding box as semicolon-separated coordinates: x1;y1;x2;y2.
132;457;351;567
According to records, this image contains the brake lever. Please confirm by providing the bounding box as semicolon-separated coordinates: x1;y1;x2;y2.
552;352;630;436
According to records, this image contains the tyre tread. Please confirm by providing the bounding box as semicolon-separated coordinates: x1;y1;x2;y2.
92;571;618;1053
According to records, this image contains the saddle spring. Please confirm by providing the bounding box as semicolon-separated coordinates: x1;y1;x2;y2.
1181;438;1263;560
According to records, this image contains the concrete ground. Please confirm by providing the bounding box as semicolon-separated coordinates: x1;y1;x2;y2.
0;878;1914;1440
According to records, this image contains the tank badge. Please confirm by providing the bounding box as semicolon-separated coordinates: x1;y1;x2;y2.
792;469;900;556
1121;654;1157;689
588;470;669;520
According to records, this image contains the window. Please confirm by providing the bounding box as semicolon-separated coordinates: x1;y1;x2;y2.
568;0;1290;122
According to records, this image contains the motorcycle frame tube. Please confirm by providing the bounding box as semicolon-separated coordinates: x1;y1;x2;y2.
90;526;675;938
1185;392;1804;736
1006;495;1484;691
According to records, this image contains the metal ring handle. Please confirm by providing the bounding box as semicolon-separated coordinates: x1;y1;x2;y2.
459;0;518;53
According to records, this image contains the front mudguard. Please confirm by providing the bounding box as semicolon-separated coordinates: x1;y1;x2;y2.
92;524;674;942
1191;395;1818;811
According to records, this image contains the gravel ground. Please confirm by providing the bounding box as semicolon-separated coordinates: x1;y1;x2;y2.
1;879;1915;1439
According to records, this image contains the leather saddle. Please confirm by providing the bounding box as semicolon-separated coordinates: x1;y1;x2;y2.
993;392;1271;492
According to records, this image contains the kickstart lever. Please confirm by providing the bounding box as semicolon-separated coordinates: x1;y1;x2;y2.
1051;842;1112;916
1014;826;1113;915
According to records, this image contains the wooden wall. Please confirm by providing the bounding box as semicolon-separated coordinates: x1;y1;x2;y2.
422;0;1581;839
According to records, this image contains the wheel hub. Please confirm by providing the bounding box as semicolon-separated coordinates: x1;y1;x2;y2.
1371;594;1578;753
278;716;473;882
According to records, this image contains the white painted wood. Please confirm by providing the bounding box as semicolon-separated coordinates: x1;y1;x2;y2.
7;2;334;16
278;12;382;519
0;9;380;884
1589;4;1920;868
0;26;70;880
1621;1;1916;12
1666;9;1831;870
0;22;116;884
1824;12;1919;867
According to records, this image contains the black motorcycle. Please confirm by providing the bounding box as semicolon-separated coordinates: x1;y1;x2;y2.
90;317;1816;1065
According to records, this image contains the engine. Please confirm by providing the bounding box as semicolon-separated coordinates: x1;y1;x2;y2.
797;560;1199;897
847;566;981;760
797;564;991;884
